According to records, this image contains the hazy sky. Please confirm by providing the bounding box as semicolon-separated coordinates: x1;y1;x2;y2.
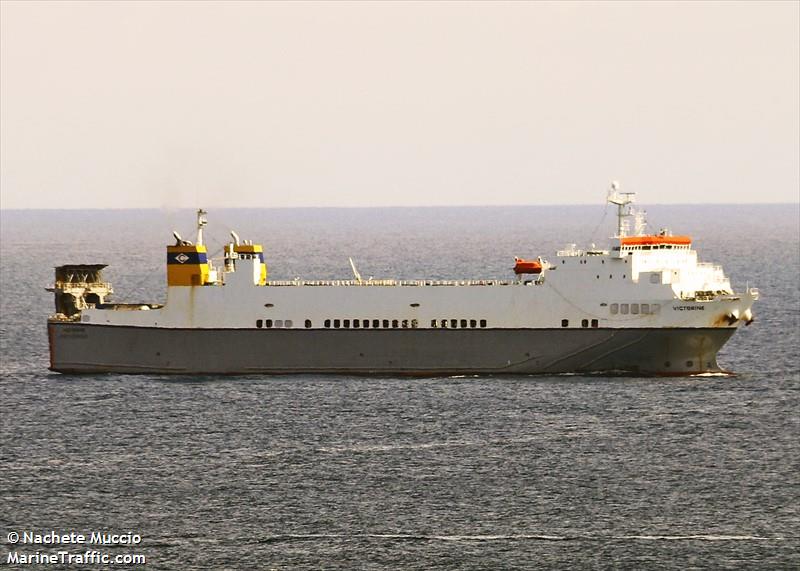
1;1;798;209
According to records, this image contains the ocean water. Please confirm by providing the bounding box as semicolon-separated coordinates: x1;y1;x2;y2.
1;204;798;569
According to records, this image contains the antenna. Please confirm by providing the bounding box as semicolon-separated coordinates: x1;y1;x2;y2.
348;257;363;284
196;209;208;246
606;181;636;238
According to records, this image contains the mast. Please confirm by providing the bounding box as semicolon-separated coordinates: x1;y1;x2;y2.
606;181;636;238
196;209;208;246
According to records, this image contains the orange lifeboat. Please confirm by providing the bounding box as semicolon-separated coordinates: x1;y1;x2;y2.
513;257;542;275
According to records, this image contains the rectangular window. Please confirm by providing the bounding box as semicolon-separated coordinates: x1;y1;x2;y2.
581;319;588;328
334;319;340;328
392;319;399;328
265;319;273;328
324;319;331;328
631;304;639;315
650;273;660;284
451;319;458;328
284;320;293;328
362;319;369;328
470;319;477;328
431;319;438;328
411;319;418;328
402;319;409;328
343;319;350;328
610;303;619;314
621;304;629;315
275;319;283;328
641;304;650;315
383;319;390;328
441;319;448;328
480;319;487;328
305;319;312;328
561;319;569;327
256;319;263;328
460;319;467;328
373;319;380;328
591;319;598;328
353;319;360;328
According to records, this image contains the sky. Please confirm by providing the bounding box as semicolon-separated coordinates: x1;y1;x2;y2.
1;1;798;209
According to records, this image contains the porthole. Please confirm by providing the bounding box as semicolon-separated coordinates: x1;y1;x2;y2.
665;361;671;368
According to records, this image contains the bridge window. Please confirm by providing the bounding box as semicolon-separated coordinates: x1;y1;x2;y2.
431;319;438;327
441;319;448;328
343;319;350;328
411;319;418;328
581;319;588;328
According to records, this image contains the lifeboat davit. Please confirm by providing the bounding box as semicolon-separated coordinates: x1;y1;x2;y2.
513;257;542;275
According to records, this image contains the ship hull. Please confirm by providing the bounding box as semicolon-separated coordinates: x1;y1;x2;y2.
48;322;736;376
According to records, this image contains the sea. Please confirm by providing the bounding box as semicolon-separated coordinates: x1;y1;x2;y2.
1;204;798;570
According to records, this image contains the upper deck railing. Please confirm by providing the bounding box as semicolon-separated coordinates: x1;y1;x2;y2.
263;278;535;287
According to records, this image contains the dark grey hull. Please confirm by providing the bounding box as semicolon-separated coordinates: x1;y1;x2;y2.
48;322;737;376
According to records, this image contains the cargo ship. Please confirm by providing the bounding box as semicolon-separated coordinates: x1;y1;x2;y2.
47;184;758;375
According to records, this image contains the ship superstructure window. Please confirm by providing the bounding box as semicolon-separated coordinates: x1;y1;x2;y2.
392;319;399;328
411;319;418;328
305;319;312;328
440;319;448;328
621;304;629;315
460;319;467;328
343;319;350;328
373;319;380;328
641;304;650;314
275;319;284;328
480;319;487;328
334;319;341;328
631;304;639;315
285;320;292;328
610;304;619;314
581;319;588;328
383;319;390;328
362;319;369;328
561;319;569;327
591;319;598;328
256;319;263;328
353;320;360;328
266;319;273;328
431;319;438;327
470;319;477;328
450;319;457;328
324;319;331;328
402;320;409;328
